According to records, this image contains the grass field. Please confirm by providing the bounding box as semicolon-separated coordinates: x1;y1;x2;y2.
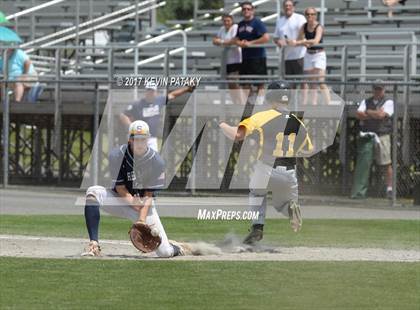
0;258;419;310
1;215;419;309
0;215;419;250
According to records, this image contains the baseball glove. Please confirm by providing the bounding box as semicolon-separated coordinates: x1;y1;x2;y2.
128;221;161;253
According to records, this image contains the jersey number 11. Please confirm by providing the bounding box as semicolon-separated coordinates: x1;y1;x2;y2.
273;132;297;157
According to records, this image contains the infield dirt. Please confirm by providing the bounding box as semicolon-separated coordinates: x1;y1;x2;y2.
1;234;419;262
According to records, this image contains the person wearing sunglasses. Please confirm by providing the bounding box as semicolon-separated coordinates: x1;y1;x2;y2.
233;1;270;103
289;7;330;105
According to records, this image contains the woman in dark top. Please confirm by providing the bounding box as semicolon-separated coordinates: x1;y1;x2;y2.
289;7;330;105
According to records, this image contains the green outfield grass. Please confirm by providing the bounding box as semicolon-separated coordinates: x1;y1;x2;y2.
0;257;418;310
0;215;419;250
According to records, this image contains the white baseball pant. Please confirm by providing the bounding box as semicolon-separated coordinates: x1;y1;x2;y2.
86;185;174;257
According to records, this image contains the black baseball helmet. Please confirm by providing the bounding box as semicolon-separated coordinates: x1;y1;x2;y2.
266;80;291;103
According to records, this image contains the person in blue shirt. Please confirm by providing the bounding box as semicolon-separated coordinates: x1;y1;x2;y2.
81;120;191;257
233;1;270;101
0;48;37;102
119;81;194;151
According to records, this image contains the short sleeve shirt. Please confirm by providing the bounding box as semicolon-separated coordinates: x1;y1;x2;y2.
236;18;267;60
273;13;306;60
217;24;242;65
0;49;36;80
109;144;165;196
123;96;167;137
357;99;394;117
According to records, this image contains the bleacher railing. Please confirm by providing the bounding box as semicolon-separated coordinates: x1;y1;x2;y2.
6;0;67;40
1;40;419;84
22;0;165;53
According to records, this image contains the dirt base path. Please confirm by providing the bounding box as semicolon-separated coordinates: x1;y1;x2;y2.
1;235;419;262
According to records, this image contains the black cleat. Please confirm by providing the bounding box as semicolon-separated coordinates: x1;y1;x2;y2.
243;225;264;245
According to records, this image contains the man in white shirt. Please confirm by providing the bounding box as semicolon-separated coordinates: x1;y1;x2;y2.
273;0;306;77
213;14;243;104
351;81;394;199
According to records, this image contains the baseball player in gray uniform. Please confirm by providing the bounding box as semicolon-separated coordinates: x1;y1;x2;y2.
219;81;313;244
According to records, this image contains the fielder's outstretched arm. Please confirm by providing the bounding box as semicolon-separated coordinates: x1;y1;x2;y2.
115;185;153;222
138;191;154;222
219;122;246;141
115;185;142;211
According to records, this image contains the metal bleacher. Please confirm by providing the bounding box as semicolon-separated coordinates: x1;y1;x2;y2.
2;0;156;42
104;0;419;85
179;0;420;79
1;0;165;106
156;0;420;103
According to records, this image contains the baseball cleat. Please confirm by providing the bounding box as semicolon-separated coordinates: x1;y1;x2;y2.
170;240;193;256
81;240;101;257
243;225;263;245
288;201;302;232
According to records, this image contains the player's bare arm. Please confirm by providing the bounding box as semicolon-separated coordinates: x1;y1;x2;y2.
219;122;246;141
138;191;154;222
115;184;141;209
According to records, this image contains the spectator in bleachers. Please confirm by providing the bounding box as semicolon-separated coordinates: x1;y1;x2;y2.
213;14;243;104
289;7;330;105
382;0;407;18
233;1;270;104
273;0;306;80
0;48;37;102
351;81;394;200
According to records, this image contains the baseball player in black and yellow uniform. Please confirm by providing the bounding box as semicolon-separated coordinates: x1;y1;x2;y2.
220;81;313;244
